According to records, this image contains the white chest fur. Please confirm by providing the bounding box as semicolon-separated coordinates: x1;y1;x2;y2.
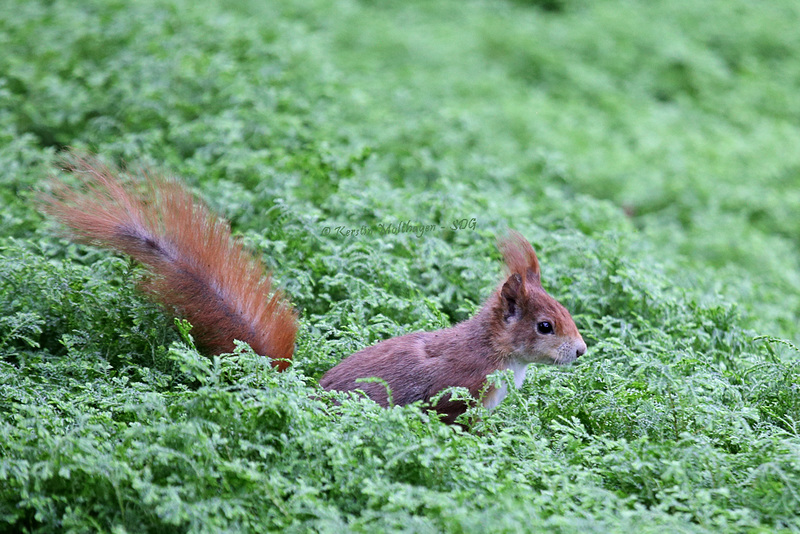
482;360;528;411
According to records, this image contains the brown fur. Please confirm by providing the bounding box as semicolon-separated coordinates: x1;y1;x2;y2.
39;154;297;368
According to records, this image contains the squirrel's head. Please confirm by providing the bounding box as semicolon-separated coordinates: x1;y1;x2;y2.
491;231;586;365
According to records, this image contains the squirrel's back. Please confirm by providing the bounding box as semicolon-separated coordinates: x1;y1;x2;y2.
39;154;297;367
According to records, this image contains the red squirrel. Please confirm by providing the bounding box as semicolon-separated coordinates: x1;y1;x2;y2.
40;154;586;424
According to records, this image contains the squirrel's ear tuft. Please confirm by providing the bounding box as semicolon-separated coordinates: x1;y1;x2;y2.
499;230;541;286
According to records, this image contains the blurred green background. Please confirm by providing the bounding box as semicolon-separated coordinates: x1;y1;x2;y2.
3;0;798;337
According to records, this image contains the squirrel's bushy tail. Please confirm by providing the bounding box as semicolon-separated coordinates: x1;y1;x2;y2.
39;153;297;368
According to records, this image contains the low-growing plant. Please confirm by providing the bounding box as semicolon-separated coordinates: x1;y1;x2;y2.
1;0;799;531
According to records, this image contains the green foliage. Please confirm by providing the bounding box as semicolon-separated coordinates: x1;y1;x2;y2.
0;241;176;364
1;0;799;532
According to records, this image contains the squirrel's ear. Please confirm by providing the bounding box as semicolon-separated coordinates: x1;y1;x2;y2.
500;273;524;322
499;230;541;286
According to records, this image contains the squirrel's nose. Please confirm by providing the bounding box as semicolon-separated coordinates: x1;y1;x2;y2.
575;341;587;358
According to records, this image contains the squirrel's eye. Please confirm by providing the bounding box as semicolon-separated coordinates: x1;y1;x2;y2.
537;321;554;335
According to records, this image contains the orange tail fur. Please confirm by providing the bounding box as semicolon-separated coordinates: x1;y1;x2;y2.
39;153;297;368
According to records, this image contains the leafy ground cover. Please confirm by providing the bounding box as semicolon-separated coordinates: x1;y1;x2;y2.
1;0;799;531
